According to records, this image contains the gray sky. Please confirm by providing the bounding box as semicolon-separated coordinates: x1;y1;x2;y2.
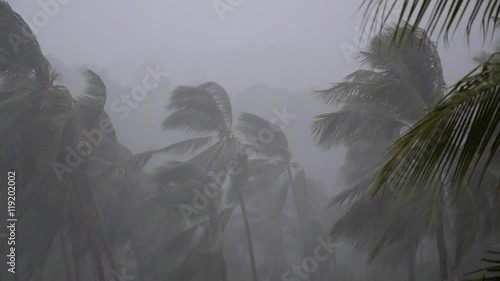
8;0;494;192
11;0;489;92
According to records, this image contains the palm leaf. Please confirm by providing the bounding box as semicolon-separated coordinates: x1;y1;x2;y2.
374;54;500;195
162;110;222;133
360;0;500;45
0;0;51;82
198;82;233;130
152;136;216;156
237;112;290;159
166;85;226;133
464;247;500;281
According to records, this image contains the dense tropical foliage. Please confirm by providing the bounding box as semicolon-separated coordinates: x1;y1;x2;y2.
0;0;499;280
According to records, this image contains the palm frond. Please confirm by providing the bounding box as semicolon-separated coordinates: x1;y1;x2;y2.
237;112;290;159
360;0;500;45
166;85;226;133
464;247;500;281
186;141;226;171
76;69;106;112
374;54;500;195
311;108;403;149
331;171;377;206
0;0;51;83
162;110;222;133
222;147;249;206
39;86;74;134
198;82;233;130
153;161;203;187
153;136;216;156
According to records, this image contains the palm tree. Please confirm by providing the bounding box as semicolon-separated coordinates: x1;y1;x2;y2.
0;2;96;280
311;24;450;280
144;82;258;281
359;1;500;279
359;0;500;199
236;112;322;281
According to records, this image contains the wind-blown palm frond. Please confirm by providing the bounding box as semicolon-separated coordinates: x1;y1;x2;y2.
312;25;445;150
152;136;216;156
464;247;500;281
374;54;500;195
222;148;249;206
360;0;500;45
166;85;227;133
237;112;290;159
311;107;404;148
198;82;233;129
78;69;106;108
331;172;378;206
162;110;223;133
0;0;50;82
39;86;74;134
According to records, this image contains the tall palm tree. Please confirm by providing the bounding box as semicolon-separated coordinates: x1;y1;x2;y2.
360;0;500;198
360;1;500;279
236;112;319;280
0;2;94;280
146;82;257;281
311;24;450;280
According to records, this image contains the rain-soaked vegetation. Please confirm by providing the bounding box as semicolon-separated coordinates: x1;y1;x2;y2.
0;1;500;281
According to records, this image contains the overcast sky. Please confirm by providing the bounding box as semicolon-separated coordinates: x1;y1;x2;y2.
10;0;490;93
8;0;495;191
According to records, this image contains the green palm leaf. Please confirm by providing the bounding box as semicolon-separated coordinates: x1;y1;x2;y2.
360;0;500;45
374;54;500;195
0;0;51;82
166;85;227;133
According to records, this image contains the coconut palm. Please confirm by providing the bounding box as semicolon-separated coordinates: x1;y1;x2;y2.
143;82;259;281
360;0;500;202
236;112;322;280
311;24;452;280
360;1;500;279
0;2;92;280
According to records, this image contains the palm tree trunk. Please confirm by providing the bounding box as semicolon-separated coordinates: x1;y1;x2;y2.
408;247;417;281
239;194;259;281
70;207;82;281
59;229;73;281
436;211;449;280
286;166;314;281
332;253;337;281
74;177;106;281
85;177;119;274
125;172;146;281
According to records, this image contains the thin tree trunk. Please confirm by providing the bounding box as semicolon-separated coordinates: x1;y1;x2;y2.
59;229;73;281
125;171;146;281
436;211;449;281
332;252;337;281
420;243;425;264
286;166;314;281
239;194;259;281
85;176;120;275
408;248;417;281
74;177;106;281
70;207;82;281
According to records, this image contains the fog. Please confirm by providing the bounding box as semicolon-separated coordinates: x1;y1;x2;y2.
1;1;499;281
10;0;487;187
